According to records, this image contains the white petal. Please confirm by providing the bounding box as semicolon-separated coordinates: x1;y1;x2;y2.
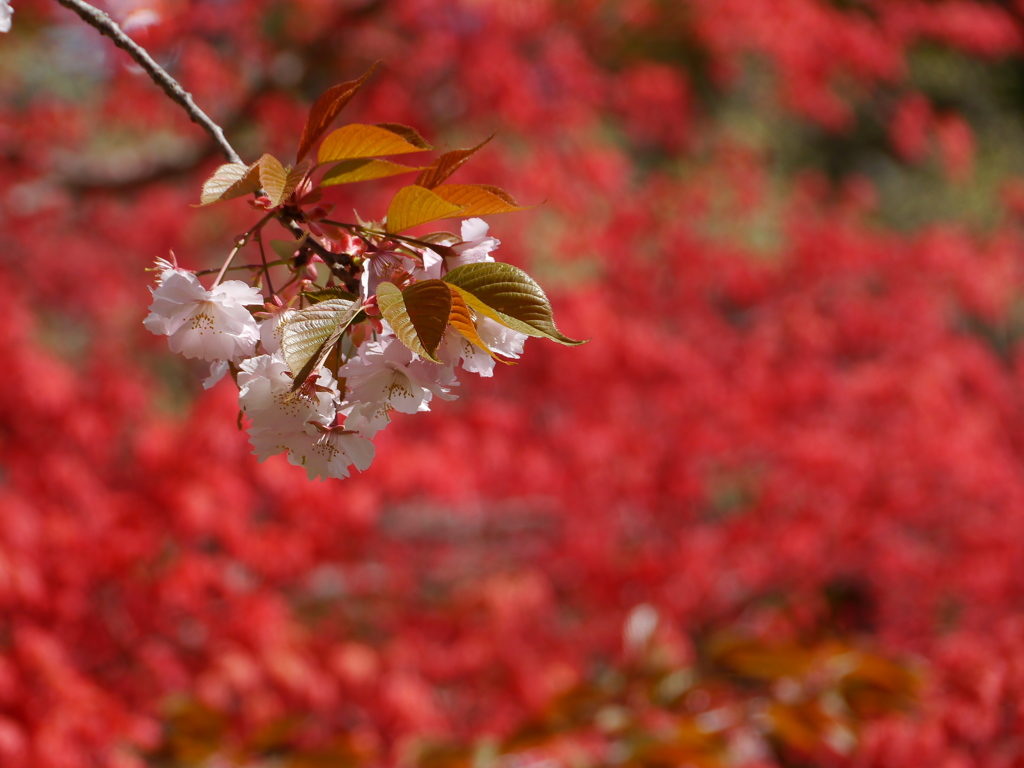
337;432;375;472
381;369;427;414
239;353;338;435
0;3;13;34
414;250;442;281
151;269;207;305
341;400;392;438
258;308;295;354
166;301;260;361
203;360;230;389
478;316;526;359
408;358;459;401
248;428;294;462
281;430;375;481
211;279;265;306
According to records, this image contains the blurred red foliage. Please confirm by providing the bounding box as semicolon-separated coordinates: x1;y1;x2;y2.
4;0;1024;765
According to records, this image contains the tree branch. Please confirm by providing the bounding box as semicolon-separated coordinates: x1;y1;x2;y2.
55;0;362;287
52;0;244;165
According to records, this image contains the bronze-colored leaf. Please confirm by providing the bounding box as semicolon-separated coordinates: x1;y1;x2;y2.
373;123;432;150
403;280;453;360
416;135;494;189
707;634;813;680
284;160;313;202
765;701;835;754
432;184;530;216
376;281;452;362
296;63;378;162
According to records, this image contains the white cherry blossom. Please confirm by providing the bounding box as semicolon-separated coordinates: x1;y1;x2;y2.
257;307;296;354
478;316;527;359
238;354;374;479
412;249;443;281
144;266;263;362
238;353;336;430
286;427;375;481
360;249;412;300
338;337;457;437
0;2;12;34
447;218;500;270
237;353;341;465
339;399;392;440
439;316;527;378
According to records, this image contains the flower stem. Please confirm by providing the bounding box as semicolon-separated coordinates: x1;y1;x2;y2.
212;213;274;287
255;231;276;296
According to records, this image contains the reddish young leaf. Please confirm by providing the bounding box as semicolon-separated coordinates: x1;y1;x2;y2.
376;280;452;362
416;135;494;189
295;63;378;163
374;123;433;150
401;279;453;360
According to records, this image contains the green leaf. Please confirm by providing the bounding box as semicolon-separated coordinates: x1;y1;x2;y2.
317;123;433;165
443;262;586;345
199;161;260;205
321;158;425;186
296;63;378;163
432;184;530;216
376;281;452;362
416;135;493;189
281;298;363;390
302;287;358;304
385;185;465;233
269;233;308;261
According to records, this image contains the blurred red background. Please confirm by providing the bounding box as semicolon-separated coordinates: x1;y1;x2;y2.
3;0;1024;765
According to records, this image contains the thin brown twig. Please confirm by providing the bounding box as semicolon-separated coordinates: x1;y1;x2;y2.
52;0;244;165
254;230;276;297
56;0;364;288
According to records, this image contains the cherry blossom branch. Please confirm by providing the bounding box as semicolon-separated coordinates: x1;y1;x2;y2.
55;0;354;286
213;213;275;287
254;231;276;296
52;0;244;165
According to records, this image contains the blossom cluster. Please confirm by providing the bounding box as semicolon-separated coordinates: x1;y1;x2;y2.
141;69;582;481
145;218;527;480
